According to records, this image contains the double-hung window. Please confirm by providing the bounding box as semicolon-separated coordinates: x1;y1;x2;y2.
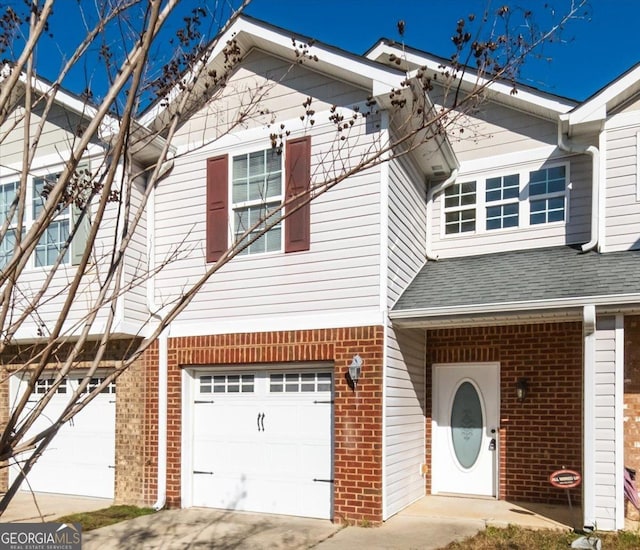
206;136;311;262
485;174;519;230
231;148;283;255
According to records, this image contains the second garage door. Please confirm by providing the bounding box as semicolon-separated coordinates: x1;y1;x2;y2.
189;369;333;519
9;373;116;499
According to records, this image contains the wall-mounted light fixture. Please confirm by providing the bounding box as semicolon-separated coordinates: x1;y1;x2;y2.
516;377;529;402
348;355;363;392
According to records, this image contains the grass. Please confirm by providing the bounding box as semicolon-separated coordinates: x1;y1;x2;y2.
56;505;155;531
441;525;640;549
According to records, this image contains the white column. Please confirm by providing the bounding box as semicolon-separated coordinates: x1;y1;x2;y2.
583;304;596;529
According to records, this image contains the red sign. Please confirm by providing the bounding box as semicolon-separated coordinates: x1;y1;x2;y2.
549;469;581;489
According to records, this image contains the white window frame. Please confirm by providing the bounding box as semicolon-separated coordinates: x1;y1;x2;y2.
440;161;570;238
485;174;520;230
230;146;284;256
527;165;568;226
0;167;74;270
443;181;477;235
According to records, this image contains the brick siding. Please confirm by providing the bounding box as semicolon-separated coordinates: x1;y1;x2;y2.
141;326;384;524
425;322;583;505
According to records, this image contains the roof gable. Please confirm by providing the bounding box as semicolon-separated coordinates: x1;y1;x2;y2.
565;62;640;127
366;40;577;121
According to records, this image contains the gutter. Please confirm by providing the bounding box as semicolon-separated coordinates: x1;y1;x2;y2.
389;292;640;320
425;169;458;260
557;118;600;252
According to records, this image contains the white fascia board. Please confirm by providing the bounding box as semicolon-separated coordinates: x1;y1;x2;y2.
368;42;575;116
564;103;607;127
390;293;640;320
18;73;119;137
569;64;640;126
163;310;386;339
10;318;145;344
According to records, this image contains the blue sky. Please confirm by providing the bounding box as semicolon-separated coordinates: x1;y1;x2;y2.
14;0;639;103
245;0;639;101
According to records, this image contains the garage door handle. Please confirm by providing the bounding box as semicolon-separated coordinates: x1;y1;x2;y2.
257;412;265;431
313;478;334;483
194;470;214;475
108;465;115;469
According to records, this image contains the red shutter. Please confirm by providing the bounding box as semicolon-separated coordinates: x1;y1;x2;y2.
206;155;228;262
285;136;311;253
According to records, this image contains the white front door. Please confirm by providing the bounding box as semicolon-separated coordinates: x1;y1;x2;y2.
432;363;499;497
190;369;333;519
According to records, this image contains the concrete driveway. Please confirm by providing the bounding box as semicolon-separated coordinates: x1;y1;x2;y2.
83;508;342;549
1;493;572;549
82;507;480;550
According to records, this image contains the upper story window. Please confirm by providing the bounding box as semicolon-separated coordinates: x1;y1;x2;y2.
442;162;568;236
444;182;476;234
232;149;283;255
0;171;82;269
0;181;18;267
485;174;519;230
206;136;311;262
529;166;566;225
32;174;70;266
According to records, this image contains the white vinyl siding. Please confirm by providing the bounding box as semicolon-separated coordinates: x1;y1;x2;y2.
0;103;90;161
385;154;428;518
447;100;558;162
387;154;427;306
384;326;426;519
603;117;640;251
155;52;381;326
122;171;149;326
169;50;367;149
594;317;621;531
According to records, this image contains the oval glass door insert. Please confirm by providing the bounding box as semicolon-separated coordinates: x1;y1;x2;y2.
450;381;483;469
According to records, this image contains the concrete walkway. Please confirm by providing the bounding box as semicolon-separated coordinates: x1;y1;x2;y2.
316;496;576;549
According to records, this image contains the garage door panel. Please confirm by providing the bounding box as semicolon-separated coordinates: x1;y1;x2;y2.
9;373;115;499
190;369;333;519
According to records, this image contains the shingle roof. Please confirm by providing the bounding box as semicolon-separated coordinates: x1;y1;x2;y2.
393;246;640;312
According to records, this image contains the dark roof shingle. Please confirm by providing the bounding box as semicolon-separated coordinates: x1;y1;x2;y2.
393;246;640;311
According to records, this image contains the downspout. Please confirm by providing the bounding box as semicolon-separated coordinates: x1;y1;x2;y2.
557;118;600;252
425;169;458;260
151;325;169;511
146;162;173;512
582;304;597;530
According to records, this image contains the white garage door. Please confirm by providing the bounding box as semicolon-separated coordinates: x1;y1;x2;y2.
9;373;116;499
190;369;333;519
